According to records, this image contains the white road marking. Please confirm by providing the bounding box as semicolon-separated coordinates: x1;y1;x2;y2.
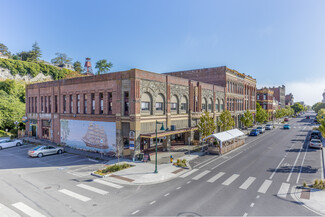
239;177;256;190
321;148;324;180
12;202;46;217
77;184;108;195
222;174;240;186
269;158;285;180
258;180;272;194
250;203;254;207
287;145;303;182
211;151;243;170
149;201;156;205
187;181;191;184
93;179;123;189
58;189;91;202
176;187;181;190
243;213;248;217
192;170;210;180
256;195;260;199
296;143;309;183
0;203;21;217
207;172;225;183
179;169;199;178
164;193;170;197
88;158;99;162
131;210;140;215
277;183;290;198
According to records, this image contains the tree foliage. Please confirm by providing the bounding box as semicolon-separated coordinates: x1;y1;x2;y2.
291;102;304;115
319;118;325;138
218;110;235;131
198;111;216;139
317;109;325;123
313;102;325;114
240;110;254;128
51;52;73;65
73;61;83;72
256;102;268;123
0;43;11;57
95;59;113;75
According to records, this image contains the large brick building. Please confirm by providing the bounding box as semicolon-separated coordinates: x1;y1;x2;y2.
257;88;277;119
165;66;257;128
269;85;285;109
25;68;225;156
285;93;294;106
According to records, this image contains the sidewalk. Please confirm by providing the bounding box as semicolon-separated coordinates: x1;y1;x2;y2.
95;153;200;185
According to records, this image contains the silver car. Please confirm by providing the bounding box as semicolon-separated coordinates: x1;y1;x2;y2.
28;145;64;158
265;124;273;130
0;139;23;150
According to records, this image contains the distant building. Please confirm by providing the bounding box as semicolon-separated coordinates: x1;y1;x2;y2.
322;90;325;103
285;93;294;106
55;63;74;71
297;101;305;106
257;88;278;120
0;52;9;59
269;85;285;109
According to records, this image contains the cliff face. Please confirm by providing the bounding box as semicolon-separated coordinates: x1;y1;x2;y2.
0;67;53;82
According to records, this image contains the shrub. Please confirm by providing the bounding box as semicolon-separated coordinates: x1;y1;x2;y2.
96;163;131;175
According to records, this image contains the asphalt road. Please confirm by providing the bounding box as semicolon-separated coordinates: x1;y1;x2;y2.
0;112;323;216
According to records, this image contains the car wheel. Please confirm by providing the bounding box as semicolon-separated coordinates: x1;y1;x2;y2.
37;153;43;158
16;142;21;146
57;150;63;154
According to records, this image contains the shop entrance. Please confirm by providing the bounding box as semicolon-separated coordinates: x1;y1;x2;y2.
31;125;37;136
41;120;51;140
170;133;185;146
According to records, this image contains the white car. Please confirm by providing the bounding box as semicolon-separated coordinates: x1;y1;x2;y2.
0;139;23;150
309;139;323;149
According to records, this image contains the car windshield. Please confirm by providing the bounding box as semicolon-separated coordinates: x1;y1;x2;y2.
311;139;321;143
32;146;44;150
251;130;257;132
266;125;271;127
257;127;262;129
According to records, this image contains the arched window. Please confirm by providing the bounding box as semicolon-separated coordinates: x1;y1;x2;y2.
202;98;207;111
180;95;188;113
156;94;165;114
221;99;224;111
216;98;220;112
171;95;179;113
208;98;213;112
141;92;152;115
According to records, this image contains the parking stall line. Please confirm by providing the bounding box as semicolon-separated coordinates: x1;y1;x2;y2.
58;189;91;202
239;177;256;190
77;184;109;195
192;170;210;180
179;169;199;178
0;203;21;217
257;180;272;194
207;172;225;183
93;179;124;189
222;174;240;186
12;202;46;217
277;183;290;198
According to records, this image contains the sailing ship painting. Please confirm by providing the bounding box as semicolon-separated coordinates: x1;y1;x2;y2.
82;122;109;149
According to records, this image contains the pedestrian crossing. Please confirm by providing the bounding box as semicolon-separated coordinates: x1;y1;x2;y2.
180;169;292;198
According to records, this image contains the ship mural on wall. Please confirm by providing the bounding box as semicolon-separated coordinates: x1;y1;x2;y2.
60;119;116;153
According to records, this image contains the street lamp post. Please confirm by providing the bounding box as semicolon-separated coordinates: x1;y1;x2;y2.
154;120;165;173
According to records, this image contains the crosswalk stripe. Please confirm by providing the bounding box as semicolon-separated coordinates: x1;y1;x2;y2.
222;174;240;186
179;168;199;178
277;183;290;198
12;202;46;217
77;184;109;195
207;172;225;183
192;170;210;180
59;189;91;202
93;179;123;189
0;203;21;217
258;180;272;194
239;177;256;190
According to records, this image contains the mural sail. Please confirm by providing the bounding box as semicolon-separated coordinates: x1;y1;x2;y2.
82;123;109;149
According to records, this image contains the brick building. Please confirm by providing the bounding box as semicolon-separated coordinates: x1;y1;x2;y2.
25;68;225;156
165;66;257;128
257;88;276;119
285;93;294;106
269;85;285;109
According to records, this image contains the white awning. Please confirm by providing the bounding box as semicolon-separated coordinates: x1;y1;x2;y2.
203;128;245;144
227;129;245;138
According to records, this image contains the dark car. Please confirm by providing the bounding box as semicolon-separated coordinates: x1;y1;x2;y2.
284;118;289;122
306;116;310;119
250;129;259;136
310;130;322;140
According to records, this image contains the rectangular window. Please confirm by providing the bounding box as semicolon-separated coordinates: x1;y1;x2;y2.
77;94;80;114
35;97;37;113
108;92;112;114
70;95;73;113
156;102;163;111
141;102;150;110
54;96;57;113
263;94;267;100
181;103;187;111
41;96;44;112
171;103;177;110
202;103;206;111
31;97;34;113
28;97;30;113
91;93;95;114
124;92;129;116
84;94;87;114
45;96;47;113
48;96;51;113
99;93;103;114
63;95;66;113
208;104;212;111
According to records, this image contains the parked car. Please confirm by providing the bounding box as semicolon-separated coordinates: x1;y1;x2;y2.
0;139;23;150
28;145;64;158
310;130;322;140
284;118;289;122
265;124;273;130
249;129;259;136
283;124;290;129
309;139;323;149
306;116;310;119
256;126;265;134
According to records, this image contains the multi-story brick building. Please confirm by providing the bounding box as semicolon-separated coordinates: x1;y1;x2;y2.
25;68;225;156
257;88;276;119
269;85;285;109
165;66;257;128
285;93;294;106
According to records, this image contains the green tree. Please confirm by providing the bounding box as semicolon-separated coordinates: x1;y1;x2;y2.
313;103;325;114
51;52;73;65
218;110;235;131
16;51;31;61
95;59;113;75
30;42;42;61
73;61;83;72
291;102;304;115
198;111;216;139
319;118;325;138
317;109;325;123
240;110;254;128
0;43;11;57
256;102;268;123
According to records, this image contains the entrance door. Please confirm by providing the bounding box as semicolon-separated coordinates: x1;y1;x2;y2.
31;126;36;137
42;128;50;139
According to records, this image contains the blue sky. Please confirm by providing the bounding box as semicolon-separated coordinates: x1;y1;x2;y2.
1;0;324;105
